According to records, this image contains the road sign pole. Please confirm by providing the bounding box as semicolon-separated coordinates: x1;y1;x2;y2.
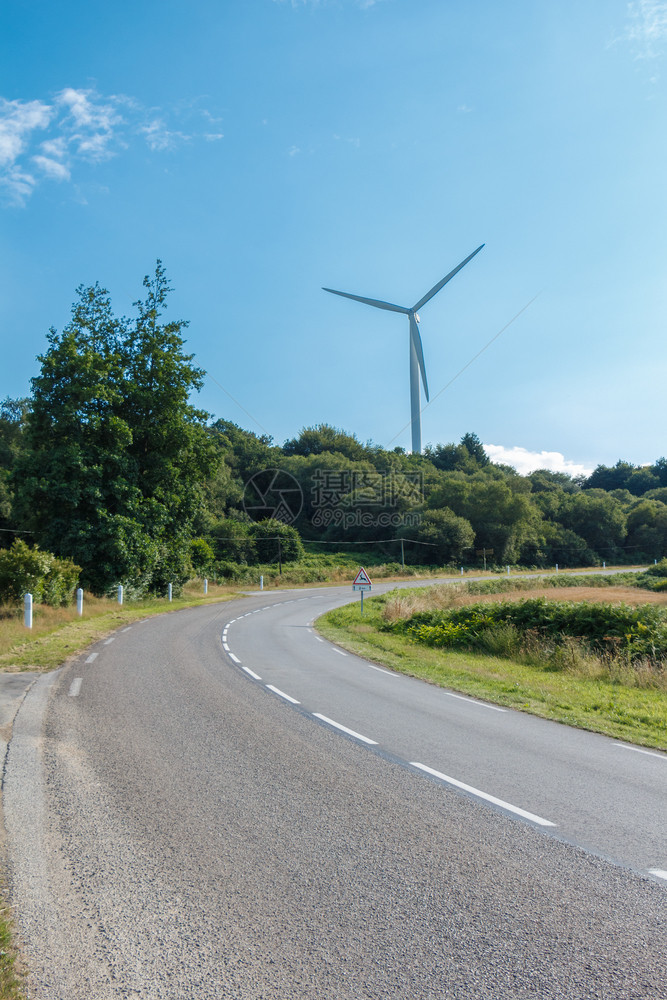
360;589;364;615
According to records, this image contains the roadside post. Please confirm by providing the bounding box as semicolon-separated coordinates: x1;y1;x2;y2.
352;567;372;615
204;578;208;595
76;588;83;616
168;583;173;602
23;593;32;629
117;584;123;605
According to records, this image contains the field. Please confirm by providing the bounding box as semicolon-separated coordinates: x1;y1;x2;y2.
318;579;667;750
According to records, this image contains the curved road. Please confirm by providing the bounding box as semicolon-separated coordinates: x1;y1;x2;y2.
4;585;666;998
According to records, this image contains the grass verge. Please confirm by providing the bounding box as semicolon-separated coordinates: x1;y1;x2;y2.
317;594;667;750
0;582;241;673
0;892;26;1000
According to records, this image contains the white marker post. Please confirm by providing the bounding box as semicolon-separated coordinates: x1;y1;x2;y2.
76;588;84;616
24;592;32;629
204;578;208;595
168;583;173;602
117;584;123;606
352;567;372;615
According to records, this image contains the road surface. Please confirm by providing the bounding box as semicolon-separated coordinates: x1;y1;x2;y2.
4;584;666;998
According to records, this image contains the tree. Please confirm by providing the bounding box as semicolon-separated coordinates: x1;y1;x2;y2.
247;519;304;565
398;508;474;565
13;264;215;594
283;424;372;462
0;397;30;537
625;500;667;561
584;461;636;492
557;490;626;560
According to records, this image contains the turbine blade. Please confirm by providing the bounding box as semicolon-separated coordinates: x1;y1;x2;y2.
411;244;485;313
410;314;429;402
322;287;410;314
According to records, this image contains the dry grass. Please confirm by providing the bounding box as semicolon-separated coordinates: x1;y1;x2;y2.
0;581;241;672
382;583;667;624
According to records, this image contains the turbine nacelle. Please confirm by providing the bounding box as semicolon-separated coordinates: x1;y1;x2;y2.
323;244;485;452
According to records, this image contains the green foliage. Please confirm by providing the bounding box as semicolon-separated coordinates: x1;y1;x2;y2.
0;539;80;607
386;598;667;664
283;424;374;461
13;264;215;594
398;507;474;565
424;432;489;472
189;538;215;574
247;519;304;563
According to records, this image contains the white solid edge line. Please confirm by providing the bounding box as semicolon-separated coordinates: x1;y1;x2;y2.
85;652;98;663
68;678;82;697
648;869;667;881
410;763;556;827
313;714;378;745
242;666;262;681
616;743;666;761
229;653;241;664
266;684;300;704
446;692;506;712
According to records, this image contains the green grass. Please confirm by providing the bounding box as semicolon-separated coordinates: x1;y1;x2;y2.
0;878;26;1000
317;595;667;750
0;582;241;673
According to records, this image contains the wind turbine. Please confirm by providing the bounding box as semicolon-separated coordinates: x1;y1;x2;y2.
323;244;484;453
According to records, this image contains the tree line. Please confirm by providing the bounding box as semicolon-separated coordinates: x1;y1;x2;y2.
0;263;665;596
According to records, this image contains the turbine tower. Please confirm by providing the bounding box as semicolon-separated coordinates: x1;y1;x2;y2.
323;245;484;453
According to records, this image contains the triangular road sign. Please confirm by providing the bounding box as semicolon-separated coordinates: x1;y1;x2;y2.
352;567;372;587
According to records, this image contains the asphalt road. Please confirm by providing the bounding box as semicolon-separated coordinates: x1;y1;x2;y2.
4;585;666;998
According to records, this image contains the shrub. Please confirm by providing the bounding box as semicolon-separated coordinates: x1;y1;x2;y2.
384;598;667;664
0;539;80;607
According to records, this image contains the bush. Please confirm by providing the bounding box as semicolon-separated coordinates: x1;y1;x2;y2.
0;539;80;607
385;598;667;664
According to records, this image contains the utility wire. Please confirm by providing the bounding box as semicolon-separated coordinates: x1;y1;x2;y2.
204;371;272;438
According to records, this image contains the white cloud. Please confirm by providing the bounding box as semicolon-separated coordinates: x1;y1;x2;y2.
31;155;70;181
0;166;37;206
0;98;52;167
483;444;593;478
140;118;190;151
333;133;360;147
626;0;667;57
0;88;223;206
288;145;301;156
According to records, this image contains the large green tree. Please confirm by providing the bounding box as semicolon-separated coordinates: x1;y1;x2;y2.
13;264;215;593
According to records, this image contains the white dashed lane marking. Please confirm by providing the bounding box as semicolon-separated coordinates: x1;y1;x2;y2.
411;762;556;827
615;744;666;761
446;692;506;712
313;714;378;745
68;678;82;697
266;685;300;705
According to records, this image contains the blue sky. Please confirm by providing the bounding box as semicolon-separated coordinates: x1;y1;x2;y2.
1;0;665;476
